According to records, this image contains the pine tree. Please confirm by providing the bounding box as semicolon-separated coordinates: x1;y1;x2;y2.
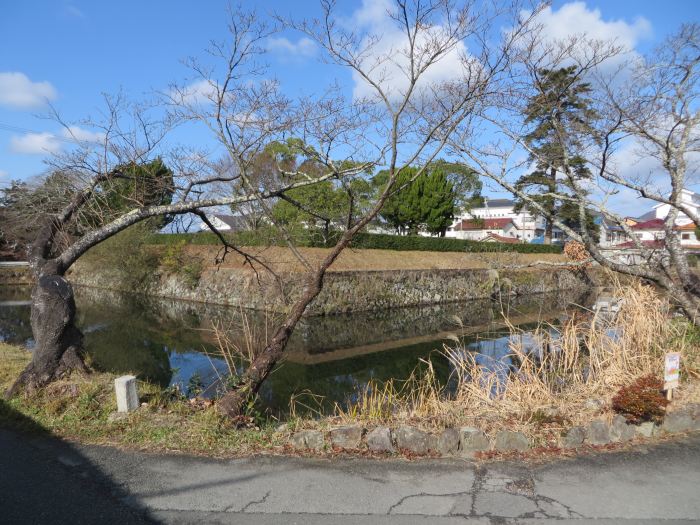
514;66;598;244
376;162;478;236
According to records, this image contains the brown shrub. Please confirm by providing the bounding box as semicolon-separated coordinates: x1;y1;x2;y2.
612;374;669;424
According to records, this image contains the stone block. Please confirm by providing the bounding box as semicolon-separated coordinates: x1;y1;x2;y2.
493;430;529;451
688;403;700;420
458;427;490;457
330;426;363;449
561;426;585;448
290;430;325;450
436;428;460;455
394;426;433;454
114;375;139;413
635;421;656;438
610;415;636;442
366;427;395;453
585;420;611;445
660;411;695;434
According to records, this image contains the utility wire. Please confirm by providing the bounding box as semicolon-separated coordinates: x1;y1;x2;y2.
0;120;98;145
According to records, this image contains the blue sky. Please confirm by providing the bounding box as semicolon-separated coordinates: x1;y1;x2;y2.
1;0;698;213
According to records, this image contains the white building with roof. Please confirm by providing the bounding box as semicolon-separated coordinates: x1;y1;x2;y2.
650;189;700;225
445;198;553;242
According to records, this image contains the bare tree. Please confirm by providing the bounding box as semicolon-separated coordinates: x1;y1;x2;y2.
7;2;541;416
4;60;362;398
164;0;541;417
450;24;700;324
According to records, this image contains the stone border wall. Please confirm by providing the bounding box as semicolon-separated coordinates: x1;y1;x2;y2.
0;265;32;286
69;264;597;316
287;404;700;456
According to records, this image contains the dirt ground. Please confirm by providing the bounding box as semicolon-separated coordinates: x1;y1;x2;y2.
184;245;566;273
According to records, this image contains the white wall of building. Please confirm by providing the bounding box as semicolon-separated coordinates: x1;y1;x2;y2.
446;200;545;241
653;189;700;225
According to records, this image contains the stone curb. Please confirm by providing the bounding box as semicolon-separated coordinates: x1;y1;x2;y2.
287;403;700;456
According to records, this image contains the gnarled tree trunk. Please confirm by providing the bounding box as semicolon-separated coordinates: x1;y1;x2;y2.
5;273;88;398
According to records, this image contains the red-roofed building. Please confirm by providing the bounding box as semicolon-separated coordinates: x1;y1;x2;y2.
481;233;521;244
446;197;549;242
611;217;699;250
452;218;513;231
449;218;521;241
631;218;666;230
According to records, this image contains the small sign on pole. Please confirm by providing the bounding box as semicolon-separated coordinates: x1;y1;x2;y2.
664;352;681;400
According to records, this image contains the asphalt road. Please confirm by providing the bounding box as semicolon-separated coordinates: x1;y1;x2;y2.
2;428;700;524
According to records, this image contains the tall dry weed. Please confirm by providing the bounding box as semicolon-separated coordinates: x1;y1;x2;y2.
335;281;694;433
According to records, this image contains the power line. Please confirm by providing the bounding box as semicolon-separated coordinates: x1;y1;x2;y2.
0;121;96;145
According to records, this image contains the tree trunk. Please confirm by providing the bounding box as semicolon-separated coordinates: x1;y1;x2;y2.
544;220;553;245
543;166;557;245
217;272;323;419
5;274;88;398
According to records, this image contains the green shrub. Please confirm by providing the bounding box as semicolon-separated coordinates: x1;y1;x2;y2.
348;233;562;253
160;240;203;289
83;223;161;292
147;230;562;254
612;374;669;424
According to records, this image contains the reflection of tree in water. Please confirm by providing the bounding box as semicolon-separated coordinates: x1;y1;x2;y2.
1;284;600;415
259;342;453;417
0;305;33;347
74;291;218;388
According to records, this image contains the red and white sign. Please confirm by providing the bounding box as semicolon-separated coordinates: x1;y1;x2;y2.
664;352;681;391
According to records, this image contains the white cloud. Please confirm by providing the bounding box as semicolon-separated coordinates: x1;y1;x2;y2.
173;79;218;105
0;72;57;109
533;2;651;50
267;36;316;57
62;125;105;143
9;125;106;155
348;0;469;101
10;132;62;155
0;170;8;179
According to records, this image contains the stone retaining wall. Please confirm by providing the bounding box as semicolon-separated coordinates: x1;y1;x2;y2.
0;265;32;286
68;264;596;316
287;404;700;456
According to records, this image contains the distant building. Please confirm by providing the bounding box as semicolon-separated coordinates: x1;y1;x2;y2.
197;214;248;232
601;189;700;258
449;218;519;240
650;189;700;225
445;198;559;242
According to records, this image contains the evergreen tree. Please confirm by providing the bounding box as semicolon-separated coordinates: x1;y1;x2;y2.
375;161;479;236
268;139;375;243
79;158;175;231
515;66;598;244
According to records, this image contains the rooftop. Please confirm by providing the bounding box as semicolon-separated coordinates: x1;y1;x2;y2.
453;218;514;231
474;198;515;208
482;233;520;244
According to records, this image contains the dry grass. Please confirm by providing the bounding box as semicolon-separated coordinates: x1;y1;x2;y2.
0;343;284;457
330;281;700;444
205;306;277;396
183;245;565;273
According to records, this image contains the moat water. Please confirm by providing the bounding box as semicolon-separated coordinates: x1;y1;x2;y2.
0;284;597;416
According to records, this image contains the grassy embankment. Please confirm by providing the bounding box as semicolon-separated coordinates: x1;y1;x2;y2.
2;282;699;455
0;344;284;456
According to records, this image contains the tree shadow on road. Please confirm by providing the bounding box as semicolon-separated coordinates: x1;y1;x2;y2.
0;399;159;524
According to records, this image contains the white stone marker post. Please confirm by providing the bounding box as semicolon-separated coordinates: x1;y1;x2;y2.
115;375;139;413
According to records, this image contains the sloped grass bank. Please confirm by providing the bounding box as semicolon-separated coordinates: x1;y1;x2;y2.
0;344;283;457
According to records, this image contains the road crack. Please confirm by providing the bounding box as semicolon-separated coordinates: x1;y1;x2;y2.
239;490;271;513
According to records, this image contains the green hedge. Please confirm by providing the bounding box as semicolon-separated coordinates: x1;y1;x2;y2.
348;233;562;253
148;230;562;254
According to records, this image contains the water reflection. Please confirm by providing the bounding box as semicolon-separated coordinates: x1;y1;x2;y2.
0;284;596;415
